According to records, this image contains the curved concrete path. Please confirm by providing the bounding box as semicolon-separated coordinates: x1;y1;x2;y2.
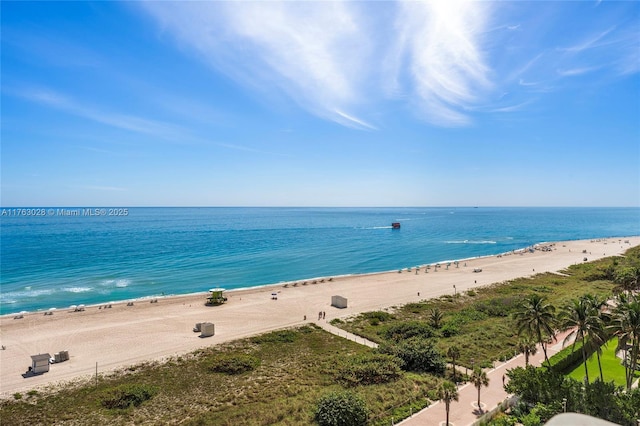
398;329;574;426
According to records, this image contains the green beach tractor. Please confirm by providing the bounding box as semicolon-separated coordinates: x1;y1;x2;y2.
206;288;227;306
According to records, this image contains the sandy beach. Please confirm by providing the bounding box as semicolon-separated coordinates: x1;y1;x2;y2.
1;236;638;397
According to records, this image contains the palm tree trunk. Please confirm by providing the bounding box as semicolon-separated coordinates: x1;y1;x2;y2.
539;331;550;366
622;346;631;390
452;358;456;382
596;351;603;382
445;401;450;426
582;337;590;383
628;338;639;390
477;387;481;412
525;350;529;367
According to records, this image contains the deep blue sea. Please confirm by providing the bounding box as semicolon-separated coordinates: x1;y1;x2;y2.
1;207;638;315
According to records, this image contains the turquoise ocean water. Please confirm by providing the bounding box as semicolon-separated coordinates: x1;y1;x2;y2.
1;207;638;315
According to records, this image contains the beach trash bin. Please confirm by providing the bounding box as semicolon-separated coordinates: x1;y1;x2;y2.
200;322;215;337
193;323;201;332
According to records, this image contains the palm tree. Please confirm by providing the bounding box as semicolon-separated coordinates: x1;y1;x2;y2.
514;294;557;366
447;345;460;383
438;381;458;426
470;367;489;413
430;307;444;329
614;266;640;295
608;294;640;390
516;336;538;366
559;296;606;383
583;294;610;382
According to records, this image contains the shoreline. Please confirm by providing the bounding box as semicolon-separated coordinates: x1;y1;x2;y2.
1;236;638;397
2;235;634;317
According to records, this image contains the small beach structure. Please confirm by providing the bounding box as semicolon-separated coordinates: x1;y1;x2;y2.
206;288;227;306
52;350;69;363
30;353;51;374
331;295;348;309
200;322;215;338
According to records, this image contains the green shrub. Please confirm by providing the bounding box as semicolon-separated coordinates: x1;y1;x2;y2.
207;354;261;375
529;403;561;424
315;391;369;426
252;329;298;344
100;383;158;410
489;412;518;426
381;321;434;341
337;354;402;386
474;298;519;317
362;311;393;323
448;308;488;324
13;393;22;400
520;411;541;426
379;338;446;374
403;303;428;314
440;323;460;337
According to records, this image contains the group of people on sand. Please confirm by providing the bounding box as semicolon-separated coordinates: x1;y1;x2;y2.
302;311;326;321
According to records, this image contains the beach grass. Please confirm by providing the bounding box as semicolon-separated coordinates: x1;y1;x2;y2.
335;253;627;369
0;325;436;426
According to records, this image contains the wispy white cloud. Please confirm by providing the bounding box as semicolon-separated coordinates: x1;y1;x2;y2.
518;79;538;87
556;66;601;77
138;1;637;129
557;27;616;53
15;87;184;137
475;99;536;113
73;185;127;192
140;0;493;128
556;26;638;77
334;109;377;130
13;87;270;155
390;1;492;126
141;1;373;128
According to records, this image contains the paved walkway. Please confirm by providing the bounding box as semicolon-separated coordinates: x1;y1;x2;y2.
314;320;379;348
398;329;574;426
317;321;640;425
316;318;575;425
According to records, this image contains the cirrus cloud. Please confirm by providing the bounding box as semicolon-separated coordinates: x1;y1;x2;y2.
139;0;492;128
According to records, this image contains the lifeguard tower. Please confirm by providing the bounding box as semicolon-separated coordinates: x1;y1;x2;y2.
206;288;227;306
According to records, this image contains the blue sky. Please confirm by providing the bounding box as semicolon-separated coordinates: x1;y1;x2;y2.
1;1;639;207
